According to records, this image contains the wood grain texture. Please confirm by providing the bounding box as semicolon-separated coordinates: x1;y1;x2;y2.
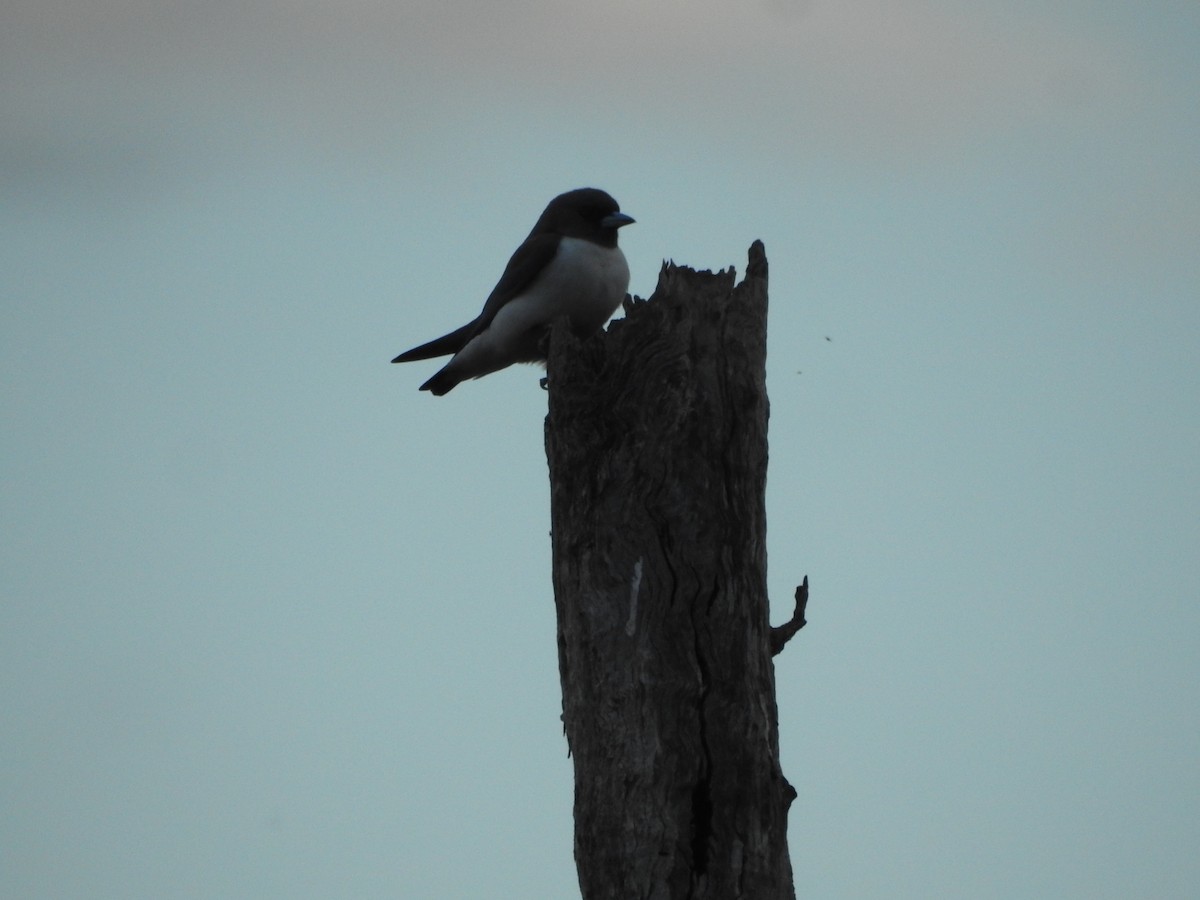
545;242;796;899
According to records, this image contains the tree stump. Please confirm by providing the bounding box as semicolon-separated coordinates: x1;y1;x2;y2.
545;242;797;899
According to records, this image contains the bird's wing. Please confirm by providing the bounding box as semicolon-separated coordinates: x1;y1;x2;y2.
390;321;478;363
469;233;560;337
390;233;560;364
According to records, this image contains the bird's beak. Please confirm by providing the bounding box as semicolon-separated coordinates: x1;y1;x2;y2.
602;212;635;229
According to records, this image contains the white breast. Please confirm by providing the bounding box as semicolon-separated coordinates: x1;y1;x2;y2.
443;238;630;382
492;237;630;338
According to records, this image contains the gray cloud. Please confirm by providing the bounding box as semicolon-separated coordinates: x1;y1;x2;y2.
1;0;1144;187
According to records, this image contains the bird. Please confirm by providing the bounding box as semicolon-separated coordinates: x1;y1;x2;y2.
391;188;635;395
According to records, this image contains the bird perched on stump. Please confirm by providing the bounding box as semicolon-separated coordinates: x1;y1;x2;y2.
391;188;635;395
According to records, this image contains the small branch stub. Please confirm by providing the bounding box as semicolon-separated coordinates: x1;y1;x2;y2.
770;577;809;656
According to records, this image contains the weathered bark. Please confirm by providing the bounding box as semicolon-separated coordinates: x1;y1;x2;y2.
545;242;797;899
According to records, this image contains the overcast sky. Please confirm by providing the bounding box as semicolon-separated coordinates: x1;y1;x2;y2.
3;2;1198;897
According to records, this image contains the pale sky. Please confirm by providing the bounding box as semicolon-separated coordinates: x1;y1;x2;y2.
3;2;1198;897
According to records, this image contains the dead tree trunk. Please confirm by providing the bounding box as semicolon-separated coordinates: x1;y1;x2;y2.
545;242;799;899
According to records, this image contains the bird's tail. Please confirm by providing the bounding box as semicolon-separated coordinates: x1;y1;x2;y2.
419;367;462;396
391;321;476;364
